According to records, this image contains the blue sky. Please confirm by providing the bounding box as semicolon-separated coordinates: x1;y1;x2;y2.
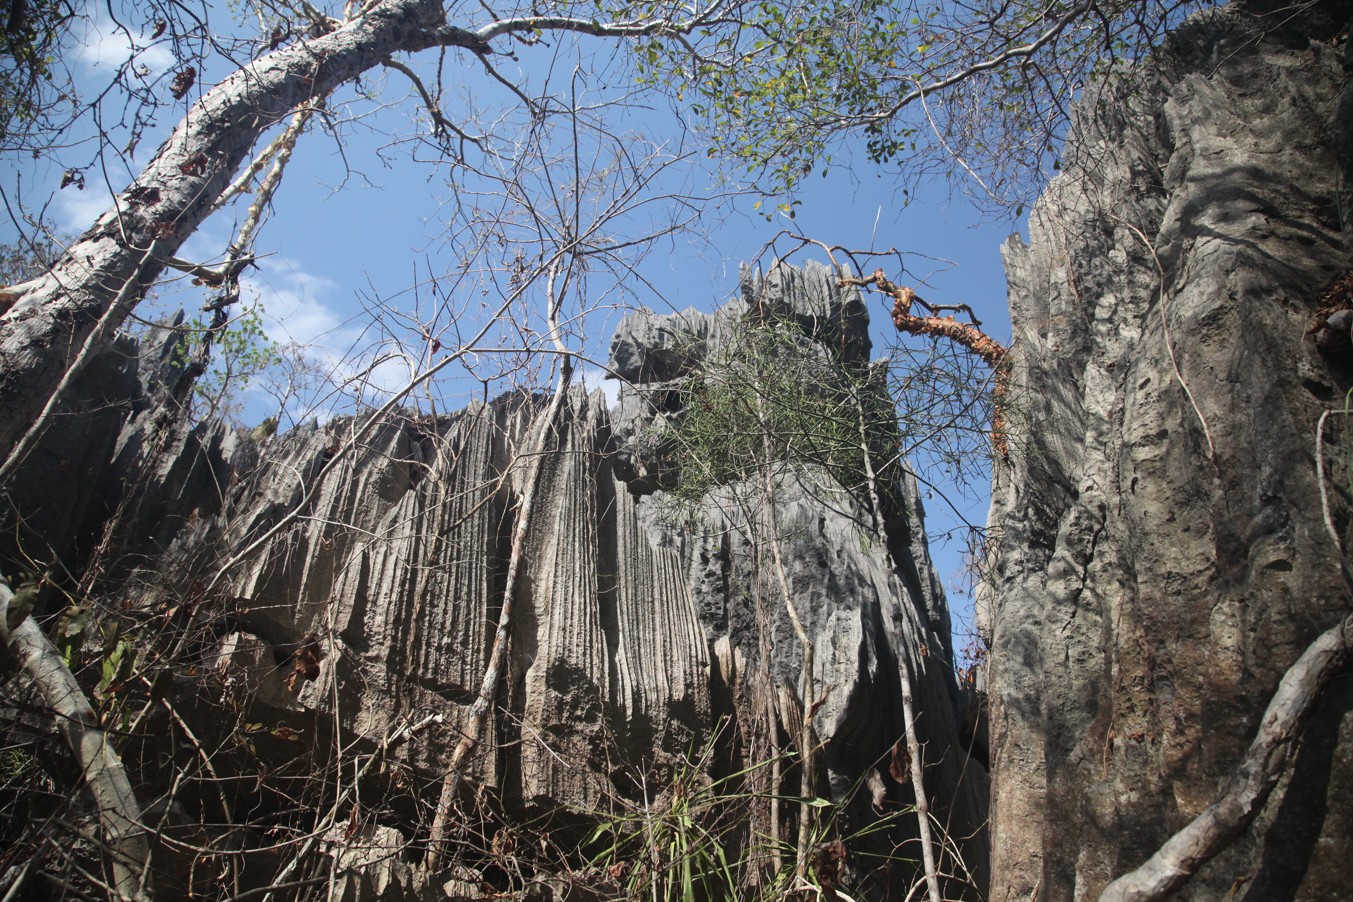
3;2;1025;648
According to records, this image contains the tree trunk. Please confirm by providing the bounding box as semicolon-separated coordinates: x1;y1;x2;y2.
0;0;449;461
852;383;943;902
1;576;152;900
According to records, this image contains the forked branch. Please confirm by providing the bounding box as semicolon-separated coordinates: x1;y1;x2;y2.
839;269;1006;368
839;268;1010;458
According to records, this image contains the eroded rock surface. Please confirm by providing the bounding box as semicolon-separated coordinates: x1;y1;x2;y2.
984;1;1353;897
9;262;985;898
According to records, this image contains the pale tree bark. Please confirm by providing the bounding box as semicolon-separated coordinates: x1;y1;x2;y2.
0;0;446;458
0;575;152;901
851;382;942;902
755;405;817;884
1099;611;1353;902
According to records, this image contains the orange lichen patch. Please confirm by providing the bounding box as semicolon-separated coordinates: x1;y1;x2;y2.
841;268;1010;457
841;269;1007;367
991;371;1010;462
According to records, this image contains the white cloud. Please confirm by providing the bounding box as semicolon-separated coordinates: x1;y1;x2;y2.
577;366;621;409
342;351;418;402
72;9;175;77
243;257;420;418
52;187;116;236
241;259;626;426
245;258;345;347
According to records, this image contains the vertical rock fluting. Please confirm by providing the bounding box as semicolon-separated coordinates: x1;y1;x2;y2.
985;1;1353;898
185;390;714;801
14;263;982;897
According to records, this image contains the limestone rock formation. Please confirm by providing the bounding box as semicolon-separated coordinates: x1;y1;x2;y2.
0;262;985;899
611;263;987;890
0;322;233;613
984;0;1353;897
185;262;984;895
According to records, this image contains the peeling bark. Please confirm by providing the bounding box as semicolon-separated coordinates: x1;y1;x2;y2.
0;0;451;461
839;270;1006;368
838;269;1009;456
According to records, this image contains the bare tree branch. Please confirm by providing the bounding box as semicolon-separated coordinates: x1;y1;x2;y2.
863;1;1095;127
425;257;576;869
0;575;152;901
1099;611;1353;902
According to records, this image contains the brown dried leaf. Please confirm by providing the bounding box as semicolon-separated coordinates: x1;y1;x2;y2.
888;739;910;785
286;633;323;691
344;804;360;841
170;66;197;100
813;840;846;892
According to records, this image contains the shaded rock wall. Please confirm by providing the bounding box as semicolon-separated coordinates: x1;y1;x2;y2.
984;1;1353;897
0;324;234;609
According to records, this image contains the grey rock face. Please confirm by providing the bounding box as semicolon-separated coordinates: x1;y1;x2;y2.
612;262;987;893
159;391;713;809
607;261;872;386
102;261;984;897
985;1;1353;897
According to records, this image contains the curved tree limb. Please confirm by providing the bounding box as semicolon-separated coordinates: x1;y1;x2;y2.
1099;611;1353;902
0;574;152;901
839;269;1006;368
0;0;719;463
839;267;1010;458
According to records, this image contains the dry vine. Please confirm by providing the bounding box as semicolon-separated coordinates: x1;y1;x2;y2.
838;268;1010;459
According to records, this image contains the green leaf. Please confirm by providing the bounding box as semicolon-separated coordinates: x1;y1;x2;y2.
5;582;38;632
57;604;88;638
